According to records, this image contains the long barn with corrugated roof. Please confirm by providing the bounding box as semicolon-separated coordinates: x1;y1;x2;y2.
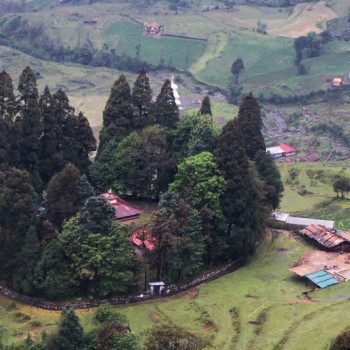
300;224;350;252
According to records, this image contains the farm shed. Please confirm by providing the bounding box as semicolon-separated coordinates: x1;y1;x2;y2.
289;250;350;287
266;143;298;159
300;224;350;252
100;191;143;224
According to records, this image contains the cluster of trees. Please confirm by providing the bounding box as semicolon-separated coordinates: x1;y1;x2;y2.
0;68;123;299
293;31;332;75
333;176;350;199
91;72;283;282
0;68;283;303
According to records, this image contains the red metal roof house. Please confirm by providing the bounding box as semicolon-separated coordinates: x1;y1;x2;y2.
100;191;143;224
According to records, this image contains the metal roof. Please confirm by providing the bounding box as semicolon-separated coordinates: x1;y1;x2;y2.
279;143;297;153
100;193;143;220
305;270;339;288
266;146;283;155
287;217;335;229
301;224;347;248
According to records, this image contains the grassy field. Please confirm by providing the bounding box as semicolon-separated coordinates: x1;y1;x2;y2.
12;0;349;100
105;21;206;70
278;161;350;229
2;231;350;348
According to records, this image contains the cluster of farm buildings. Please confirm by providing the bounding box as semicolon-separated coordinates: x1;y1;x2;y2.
272;211;350;289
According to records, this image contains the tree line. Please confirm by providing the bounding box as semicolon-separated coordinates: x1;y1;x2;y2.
0;68;283;307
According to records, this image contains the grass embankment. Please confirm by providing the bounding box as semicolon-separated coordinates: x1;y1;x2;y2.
2;232;350;348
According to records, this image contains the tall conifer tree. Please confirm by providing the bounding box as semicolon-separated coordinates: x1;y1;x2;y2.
0;168;37;279
17;66;43;191
12;225;40;295
154;79;179;128
237;92;265;160
215;119;264;258
132;69;153;129
39;86;65;184
0;70;16;122
74;112;96;173
46;163;81;228
99;75;137;152
56;310;86;350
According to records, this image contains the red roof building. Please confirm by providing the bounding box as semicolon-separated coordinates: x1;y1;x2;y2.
131;229;156;252
100;192;143;224
279;143;298;155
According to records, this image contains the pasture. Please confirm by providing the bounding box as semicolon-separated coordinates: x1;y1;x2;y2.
279;162;350;229
12;0;349;100
2;230;350;349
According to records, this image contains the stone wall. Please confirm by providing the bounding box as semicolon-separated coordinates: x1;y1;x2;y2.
0;257;245;310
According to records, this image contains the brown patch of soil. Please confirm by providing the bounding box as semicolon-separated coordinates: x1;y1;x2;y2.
150;313;161;321
187;289;199;300
203;320;216;330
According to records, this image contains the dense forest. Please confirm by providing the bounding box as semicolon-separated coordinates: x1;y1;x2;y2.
0;67;283;302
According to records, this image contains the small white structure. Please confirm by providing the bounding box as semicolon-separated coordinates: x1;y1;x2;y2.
171;75;183;109
149;282;165;296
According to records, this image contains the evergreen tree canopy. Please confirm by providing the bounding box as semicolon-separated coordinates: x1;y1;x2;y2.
39;86;65;184
74;111;96;173
56;310;86;350
34;238;79;299
46;163;81;227
89;139;121;192
0;168;37;279
237;92;266;160
199;95;212;115
59;215;135;296
0;70;16;122
99;74;137;151
170;152;226;214
116;126;170;198
18;66;39;105
188;114;218;156
254;150;284;209
16;67;43;191
132;69;153;129
79;196;115;233
150;192;204;281
154;79;179;129
215;118;264;258
171;112;202;163
231;58;245;85
79;174;95;205
12;225;40;295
